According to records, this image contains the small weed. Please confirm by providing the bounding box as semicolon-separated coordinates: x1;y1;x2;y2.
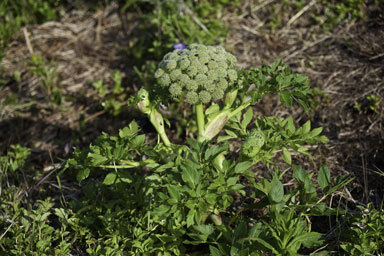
353;94;381;114
340;203;384;255
28;55;61;105
92;71;128;116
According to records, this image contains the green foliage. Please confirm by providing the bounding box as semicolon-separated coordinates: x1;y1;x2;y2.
265;0;376;31
28;55;61;105
0;197;75;256
64;50;351;253
354;94;381;114
0;45;359;254
0;144;30;175
317;0;366;29
240;59;312;114
92;71;129;116
0;0;60;58
340;203;384;255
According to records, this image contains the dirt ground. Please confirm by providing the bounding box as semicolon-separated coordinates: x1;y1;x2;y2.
0;1;383;207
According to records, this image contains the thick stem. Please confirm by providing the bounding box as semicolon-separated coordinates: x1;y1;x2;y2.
149;108;172;147
195;103;205;143
136;88;171;146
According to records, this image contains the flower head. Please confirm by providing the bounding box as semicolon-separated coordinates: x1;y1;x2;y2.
156;44;238;104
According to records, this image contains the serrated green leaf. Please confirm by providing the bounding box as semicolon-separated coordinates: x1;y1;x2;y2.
271;59;282;72
310;127;323;137
133;134;145;146
209;246;223;256
154;205;170;217
154;162;174;173
234;222;248;240
88;153;108;165
290;232;324;248
217;135;235;143
103;172;117;185
234;161;253;174
119;122;138;138
167;185;180;200
206;104;220;115
206;193;217;205
318;135;329;143
318;165;331;191
77;168;90;183
248;222;263;238
296;98;309;115
302;120;311;134
227;176;238;186
187;209;195;227
285;116;295;134
282;147;292;165
293;165;307;183
187;138;200;151
193;225;214;236
181;165;199;189
241;108;253;129
269;173;284;203
117;170;132;183
280;90;292;107
295;74;308;84
224;129;238;138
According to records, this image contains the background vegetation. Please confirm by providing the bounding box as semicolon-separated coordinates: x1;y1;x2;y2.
0;0;383;255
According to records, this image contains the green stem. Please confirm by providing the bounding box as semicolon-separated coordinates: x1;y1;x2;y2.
195;103;205;143
228;102;251;119
97;159;158;169
149;108;171;147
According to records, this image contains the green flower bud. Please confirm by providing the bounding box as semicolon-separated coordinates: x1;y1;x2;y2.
212;88;224;100
204;81;216;92
186;65;198;77
179;74;190;86
154;68;165;79
195;74;207;84
199;90;211;104
185;80;198;91
217;79;228;90
199;55;210;64
228;69;238;81
165;60;177;71
216;68;228;78
178;58;190;70
207;70;218;81
158;73;171;87
198;64;209;74
164;52;178;60
241;130;265;158
226;54;237;65
155;44;238;105
208;61;218;70
170;69;182;81
186;91;199;104
189;50;200;60
217;61;228;69
196;45;207;51
169;83;182;98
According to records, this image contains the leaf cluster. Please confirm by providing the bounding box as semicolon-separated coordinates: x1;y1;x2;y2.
240;59;312;114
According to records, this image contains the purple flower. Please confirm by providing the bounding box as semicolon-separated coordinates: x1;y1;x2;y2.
173;42;186;50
